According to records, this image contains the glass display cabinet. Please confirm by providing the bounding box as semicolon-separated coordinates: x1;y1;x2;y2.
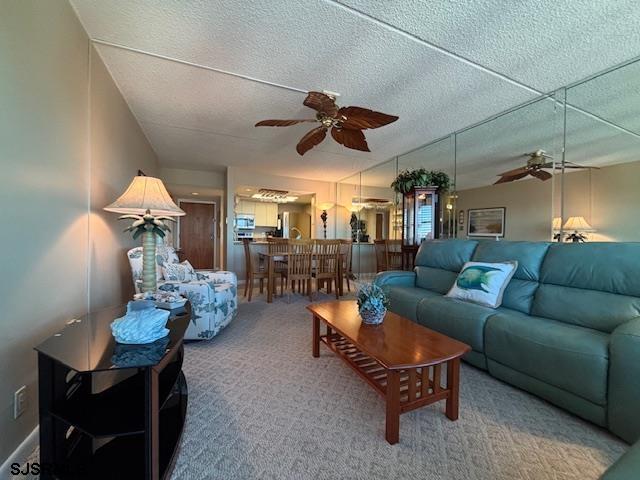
402;187;439;268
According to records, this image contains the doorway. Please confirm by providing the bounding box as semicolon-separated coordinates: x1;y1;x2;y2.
178;201;216;269
376;213;384;240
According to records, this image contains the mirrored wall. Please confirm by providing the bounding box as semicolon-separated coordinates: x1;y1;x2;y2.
340;55;640;278
561;60;640;242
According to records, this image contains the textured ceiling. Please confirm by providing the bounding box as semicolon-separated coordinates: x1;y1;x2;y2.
70;0;640;181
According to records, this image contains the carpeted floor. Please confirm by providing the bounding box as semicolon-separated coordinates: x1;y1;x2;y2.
171;290;627;480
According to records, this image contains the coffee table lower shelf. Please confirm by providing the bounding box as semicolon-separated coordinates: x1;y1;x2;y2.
315;329;461;444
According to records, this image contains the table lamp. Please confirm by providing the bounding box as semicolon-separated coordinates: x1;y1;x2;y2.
552;217;562;241
318;202;335;239
563;216;595;243
104;175;185;292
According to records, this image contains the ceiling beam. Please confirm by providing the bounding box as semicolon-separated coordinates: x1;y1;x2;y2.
91;38;309;94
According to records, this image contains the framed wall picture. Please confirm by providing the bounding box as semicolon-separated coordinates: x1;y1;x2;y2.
468;207;506;237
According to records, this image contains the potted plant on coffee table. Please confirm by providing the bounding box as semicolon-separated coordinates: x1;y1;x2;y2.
357;283;390;325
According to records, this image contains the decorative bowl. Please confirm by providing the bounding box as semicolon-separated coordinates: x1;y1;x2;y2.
360;307;386;325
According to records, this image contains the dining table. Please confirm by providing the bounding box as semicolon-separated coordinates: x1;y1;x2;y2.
258;251;346;303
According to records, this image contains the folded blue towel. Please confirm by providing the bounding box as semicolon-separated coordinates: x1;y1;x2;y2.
111;301;170;344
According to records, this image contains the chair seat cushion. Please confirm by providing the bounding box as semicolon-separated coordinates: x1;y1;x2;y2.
416;296;498;352
485;309;609;405
383;286;440;322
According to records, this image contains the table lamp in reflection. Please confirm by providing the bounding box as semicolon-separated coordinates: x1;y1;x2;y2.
552;217;562;241
104;175;185;292
563;216;595;243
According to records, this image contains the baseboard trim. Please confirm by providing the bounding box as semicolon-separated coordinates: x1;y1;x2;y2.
0;426;38;477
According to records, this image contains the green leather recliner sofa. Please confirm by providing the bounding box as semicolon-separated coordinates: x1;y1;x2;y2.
374;239;640;478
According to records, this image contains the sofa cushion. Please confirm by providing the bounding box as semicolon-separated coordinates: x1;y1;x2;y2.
472;240;550;313
533;242;640;332
416;296;498;352
383;286;440;322
532;284;640;333
540;242;640;297
473;240;550;281
414;239;478;271
415;266;457;294
485;309;609;405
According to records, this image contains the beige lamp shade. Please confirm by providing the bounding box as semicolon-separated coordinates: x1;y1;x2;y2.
552;217;562;230
318;201;336;211
563;216;595;231
104;176;185;216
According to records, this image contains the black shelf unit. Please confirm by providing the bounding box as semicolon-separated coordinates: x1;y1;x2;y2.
36;304;191;480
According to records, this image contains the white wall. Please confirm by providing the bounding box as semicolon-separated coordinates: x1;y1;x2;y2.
160;167;225;190
0;0;158;464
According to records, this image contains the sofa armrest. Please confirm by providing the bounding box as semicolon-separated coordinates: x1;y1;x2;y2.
608;316;640;443
195;270;238;287
601;440;640;480
373;270;416;288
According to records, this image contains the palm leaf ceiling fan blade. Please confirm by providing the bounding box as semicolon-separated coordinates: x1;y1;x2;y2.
255;119;317;127
303;91;338;117
331;127;370;152
563;162;601;169
296;126;327;155
497;166;529;177
338;106;399;130
494;170;530;184
530;169;553;181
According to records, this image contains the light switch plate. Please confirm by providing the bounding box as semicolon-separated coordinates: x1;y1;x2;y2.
14;385;26;419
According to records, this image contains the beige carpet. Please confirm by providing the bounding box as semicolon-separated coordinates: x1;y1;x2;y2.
171;290;627;480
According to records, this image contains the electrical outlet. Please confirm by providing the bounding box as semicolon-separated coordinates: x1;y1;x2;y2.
14;386;26;419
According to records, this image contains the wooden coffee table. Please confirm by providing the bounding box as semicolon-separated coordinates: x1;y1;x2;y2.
307;300;471;444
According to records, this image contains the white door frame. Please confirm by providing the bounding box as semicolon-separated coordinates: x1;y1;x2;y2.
177;199;219;269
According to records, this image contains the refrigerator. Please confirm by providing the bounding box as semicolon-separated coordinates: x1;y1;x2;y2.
277;211;311;239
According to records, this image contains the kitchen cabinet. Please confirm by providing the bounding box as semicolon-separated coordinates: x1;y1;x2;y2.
254;202;267;226
266;203;278;226
237;199;278;227
237;200;255;215
255;202;278;227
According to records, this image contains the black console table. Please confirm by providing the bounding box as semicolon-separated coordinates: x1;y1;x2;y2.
35;304;191;479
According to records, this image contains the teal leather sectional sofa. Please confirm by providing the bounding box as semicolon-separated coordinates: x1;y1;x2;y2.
374;239;640;478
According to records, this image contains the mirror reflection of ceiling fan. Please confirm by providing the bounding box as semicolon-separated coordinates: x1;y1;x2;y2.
494;150;599;184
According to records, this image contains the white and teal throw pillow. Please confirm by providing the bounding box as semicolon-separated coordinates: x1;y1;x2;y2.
162;261;197;282
446;261;518;308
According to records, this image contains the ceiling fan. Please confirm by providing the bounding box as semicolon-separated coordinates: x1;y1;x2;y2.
494;150;599;184
255;91;399;155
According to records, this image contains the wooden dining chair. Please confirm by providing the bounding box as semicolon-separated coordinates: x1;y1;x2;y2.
386;239;403;270
280;240;314;302
374;239;388;273
242;238;281;302
339;239;354;292
313;240;340;299
267;238;289;273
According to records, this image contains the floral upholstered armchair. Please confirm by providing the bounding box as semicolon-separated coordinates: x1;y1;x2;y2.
127;245;238;340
